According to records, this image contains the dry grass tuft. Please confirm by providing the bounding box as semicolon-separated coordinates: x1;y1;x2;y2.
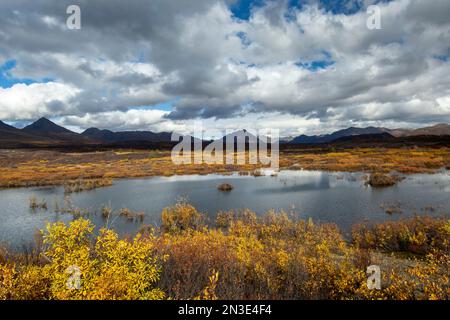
64;178;113;193
29;197;47;211
367;173;399;187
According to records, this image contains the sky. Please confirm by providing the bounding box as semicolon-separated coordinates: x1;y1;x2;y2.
0;0;449;137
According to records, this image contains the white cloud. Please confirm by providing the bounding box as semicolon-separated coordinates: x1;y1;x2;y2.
0;0;449;134
63;109;185;133
63;108;321;138
0;82;79;120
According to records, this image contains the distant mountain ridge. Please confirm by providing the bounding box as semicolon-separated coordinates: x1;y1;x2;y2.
290;124;450;144
218;129;258;142
389;124;450;137
290;126;389;144
0;118;181;147
1;118;450;148
81;127;173;143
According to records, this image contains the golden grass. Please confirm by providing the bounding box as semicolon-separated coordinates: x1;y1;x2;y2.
64;178;113;193
0;147;449;189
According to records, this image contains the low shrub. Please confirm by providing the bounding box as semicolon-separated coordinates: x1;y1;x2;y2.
161;201;204;233
352;216;450;255
367;173;400;187
217;183;233;191
0;219;164;300
1;206;448;300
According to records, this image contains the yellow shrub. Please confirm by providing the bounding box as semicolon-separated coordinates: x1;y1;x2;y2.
43;219;164;300
352;217;449;255
0;263;52;300
1;205;448;300
161;202;204;233
0;263;16;300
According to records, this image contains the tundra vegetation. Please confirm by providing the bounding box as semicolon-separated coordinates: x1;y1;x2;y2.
217;183;234;191
0;147;449;189
64;178;113;194
118;208;145;223
367;173;403;187
1;147;449;300
29;196;47;211
0;203;448;300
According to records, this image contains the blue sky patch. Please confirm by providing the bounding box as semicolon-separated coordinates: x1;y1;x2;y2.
296;50;335;71
230;0;393;20
130;99;178;112
0;59;54;88
230;0;266;20
434;55;449;62
236;31;252;47
433;48;450;62
295;59;335;71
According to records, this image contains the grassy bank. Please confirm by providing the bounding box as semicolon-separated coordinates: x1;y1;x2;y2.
0;147;450;189
1;204;448;300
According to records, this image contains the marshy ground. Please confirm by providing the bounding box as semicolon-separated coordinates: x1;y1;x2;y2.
0;147;449;188
0;147;449;300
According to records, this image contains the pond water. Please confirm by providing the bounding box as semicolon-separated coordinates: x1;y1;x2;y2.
1;170;449;248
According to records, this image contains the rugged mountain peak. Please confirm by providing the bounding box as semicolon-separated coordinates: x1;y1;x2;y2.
23;117;74;134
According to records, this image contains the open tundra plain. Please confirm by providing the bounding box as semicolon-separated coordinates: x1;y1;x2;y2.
0;147;449;300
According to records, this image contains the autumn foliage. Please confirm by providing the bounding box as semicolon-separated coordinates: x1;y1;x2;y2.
0;204;448;300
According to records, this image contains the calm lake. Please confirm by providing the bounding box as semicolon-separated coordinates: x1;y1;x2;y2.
1;170;449;248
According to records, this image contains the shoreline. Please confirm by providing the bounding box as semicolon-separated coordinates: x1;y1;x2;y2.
1;208;448;300
1;147;449;189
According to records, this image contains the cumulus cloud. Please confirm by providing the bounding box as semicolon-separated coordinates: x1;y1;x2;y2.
0;0;449;134
0;82;79;120
62;109;177;133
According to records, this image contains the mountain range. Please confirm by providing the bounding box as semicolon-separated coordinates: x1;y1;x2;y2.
1;117;450;148
0;118;59;146
81;127;173;143
289;124;450;144
0;118;176;147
